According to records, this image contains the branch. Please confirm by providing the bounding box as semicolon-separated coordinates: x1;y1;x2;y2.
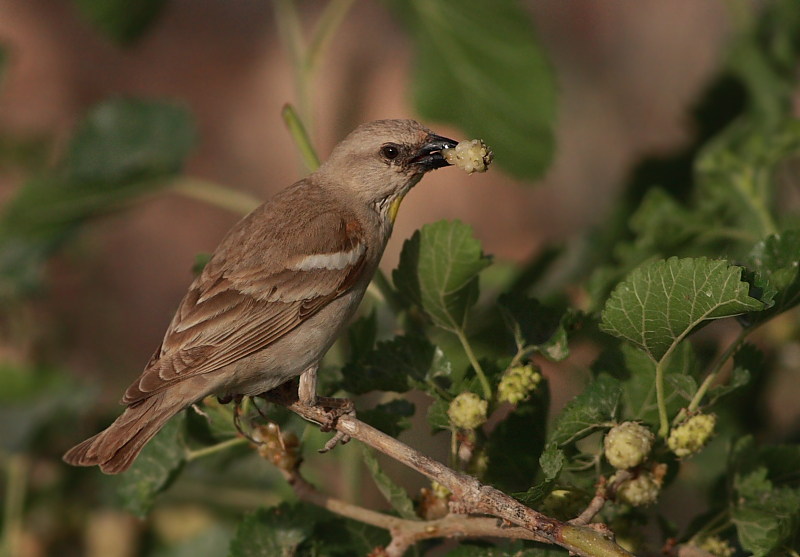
275;397;633;557
280;466;549;557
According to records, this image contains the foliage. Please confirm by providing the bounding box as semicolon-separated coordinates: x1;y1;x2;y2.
3;1;800;556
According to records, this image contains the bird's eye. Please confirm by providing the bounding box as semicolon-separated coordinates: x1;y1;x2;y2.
381;144;400;160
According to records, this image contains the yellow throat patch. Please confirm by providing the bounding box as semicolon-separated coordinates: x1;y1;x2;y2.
388;194;405;224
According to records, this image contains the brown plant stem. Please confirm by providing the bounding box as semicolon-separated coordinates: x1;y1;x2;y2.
279;398;633;557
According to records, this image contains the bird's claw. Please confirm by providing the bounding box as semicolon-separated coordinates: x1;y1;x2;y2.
307;396;354;453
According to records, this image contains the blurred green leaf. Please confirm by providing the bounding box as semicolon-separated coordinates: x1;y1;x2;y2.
229;503;319;557
745;230;800;325
550;375;621;446
390;0;556;179
230;502;389;557
347;310;377;363
0;364;90;452
359;399;415;438
116;412;187;518
498;293;580;362
394;220;491;332
0;98;194;297
340;334;450;395
695;120;800;240
485;381;549;493
600;257;763;363
706;343;760;406
68;98;194;184
72;0;168;45
731;469;800;557
362;447;418;520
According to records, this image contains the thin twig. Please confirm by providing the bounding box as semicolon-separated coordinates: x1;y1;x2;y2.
279;398;633;557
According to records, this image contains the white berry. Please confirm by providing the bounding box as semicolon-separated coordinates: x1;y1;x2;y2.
604;422;653;470
442;139;493;174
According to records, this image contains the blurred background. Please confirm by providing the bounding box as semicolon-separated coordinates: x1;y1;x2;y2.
0;1;795;556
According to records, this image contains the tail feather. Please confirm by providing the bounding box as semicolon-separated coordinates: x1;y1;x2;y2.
63;393;184;475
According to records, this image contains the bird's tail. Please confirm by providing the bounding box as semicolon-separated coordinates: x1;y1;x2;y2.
63;392;184;475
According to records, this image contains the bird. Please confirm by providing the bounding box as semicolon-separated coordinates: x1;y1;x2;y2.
63;119;459;474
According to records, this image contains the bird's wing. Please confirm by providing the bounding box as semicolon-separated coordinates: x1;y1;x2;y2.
122;192;368;405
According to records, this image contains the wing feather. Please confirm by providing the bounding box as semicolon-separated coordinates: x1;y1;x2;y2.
122;181;368;405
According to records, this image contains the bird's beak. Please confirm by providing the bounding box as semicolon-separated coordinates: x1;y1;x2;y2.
412;133;459;170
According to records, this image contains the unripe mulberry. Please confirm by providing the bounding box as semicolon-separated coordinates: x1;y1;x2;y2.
442;139;493;174
604;422;653;470
668;413;716;458
497;364;542;404
448;392;488;429
613;471;661;507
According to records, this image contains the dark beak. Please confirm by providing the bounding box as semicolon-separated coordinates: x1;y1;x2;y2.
412;133;459;170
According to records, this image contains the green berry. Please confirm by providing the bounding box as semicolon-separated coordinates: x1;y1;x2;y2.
668;413;716;458
613;471;661;507
604;422;653;470
448;392;488;429
497;364;542;404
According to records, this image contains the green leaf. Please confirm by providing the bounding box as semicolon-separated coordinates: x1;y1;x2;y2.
358;399;416;438
390;0;557;179
340;335;450;395
229;503;320;557
745;230;800;325
0;364;91;452
0;99;195;286
600;257;763;363
608;342;699;426
230;503;389;557
427;398;451;434
116;412;187;518
706;343;760;406
515;443;564;505
72;0;168;45
485;382;549;493
731;470;800;557
498;293;580;362
695;120;800;240
68;98;194;185
347;310;377;363
550;375;622;446
362;448;418;520
394;219;491;332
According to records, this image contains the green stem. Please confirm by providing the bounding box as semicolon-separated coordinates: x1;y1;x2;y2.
674;326;752;426
273;0;308;116
306;0;357;73
655;359;670;439
281;104;321;172
454;328;492;401
560;524;634;557
1;454;27;557
186;437;248;461
172;178;262;215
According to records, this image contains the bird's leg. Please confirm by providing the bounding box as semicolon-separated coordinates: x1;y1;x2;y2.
298;364;354;452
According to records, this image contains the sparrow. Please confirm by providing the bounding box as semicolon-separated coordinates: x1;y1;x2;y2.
63;119;458;474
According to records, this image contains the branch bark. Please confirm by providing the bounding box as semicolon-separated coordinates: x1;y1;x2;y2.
280;399;633;557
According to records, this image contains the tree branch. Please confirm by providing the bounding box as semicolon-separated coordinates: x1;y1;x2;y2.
274;397;634;557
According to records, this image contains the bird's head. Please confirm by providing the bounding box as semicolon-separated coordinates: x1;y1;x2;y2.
317;119;457;222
